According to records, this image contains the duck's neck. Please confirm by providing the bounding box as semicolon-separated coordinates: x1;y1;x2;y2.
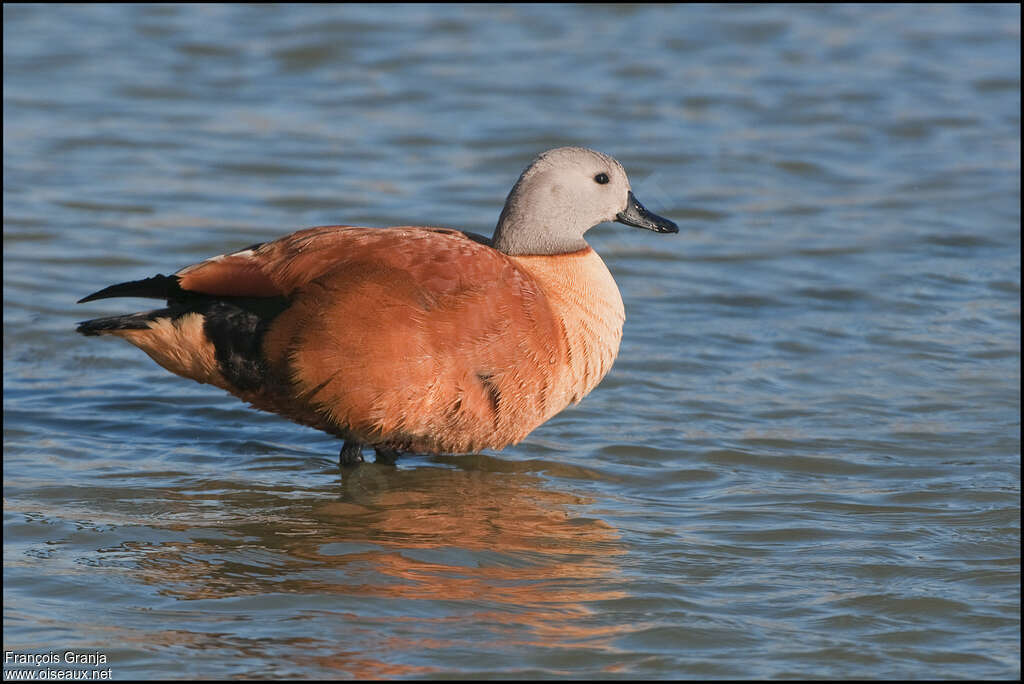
492;219;589;256
491;179;590;256
510;248;625;409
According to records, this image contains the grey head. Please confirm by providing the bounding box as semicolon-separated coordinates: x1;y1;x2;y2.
492;146;678;256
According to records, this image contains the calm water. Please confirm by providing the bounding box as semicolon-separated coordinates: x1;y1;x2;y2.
3;4;1020;679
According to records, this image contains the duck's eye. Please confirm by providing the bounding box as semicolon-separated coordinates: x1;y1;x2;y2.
594;172;610;185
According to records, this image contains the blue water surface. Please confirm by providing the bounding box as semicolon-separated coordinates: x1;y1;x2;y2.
4;4;1020;679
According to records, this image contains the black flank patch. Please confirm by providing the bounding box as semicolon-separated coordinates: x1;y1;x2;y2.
476;371;501;426
198;296;289;392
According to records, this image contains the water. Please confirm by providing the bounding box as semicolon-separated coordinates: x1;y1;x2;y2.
3;3;1019;679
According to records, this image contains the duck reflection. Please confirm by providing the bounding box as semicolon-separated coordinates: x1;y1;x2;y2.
122;454;626;676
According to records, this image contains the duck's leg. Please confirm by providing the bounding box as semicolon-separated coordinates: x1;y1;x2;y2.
374;447;401;465
339;440;365;467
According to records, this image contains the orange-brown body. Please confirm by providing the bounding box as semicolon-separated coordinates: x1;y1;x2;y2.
107;226;624;454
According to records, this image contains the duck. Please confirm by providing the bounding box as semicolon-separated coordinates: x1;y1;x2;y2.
77;146;678;465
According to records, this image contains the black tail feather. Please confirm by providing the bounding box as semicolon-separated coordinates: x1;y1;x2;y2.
76;310;170;336
77;275;183;304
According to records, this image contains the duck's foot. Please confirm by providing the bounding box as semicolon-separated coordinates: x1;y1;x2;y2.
374;447;401;465
339;440;365;467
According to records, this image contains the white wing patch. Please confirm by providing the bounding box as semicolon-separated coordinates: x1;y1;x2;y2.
176;248;258;275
